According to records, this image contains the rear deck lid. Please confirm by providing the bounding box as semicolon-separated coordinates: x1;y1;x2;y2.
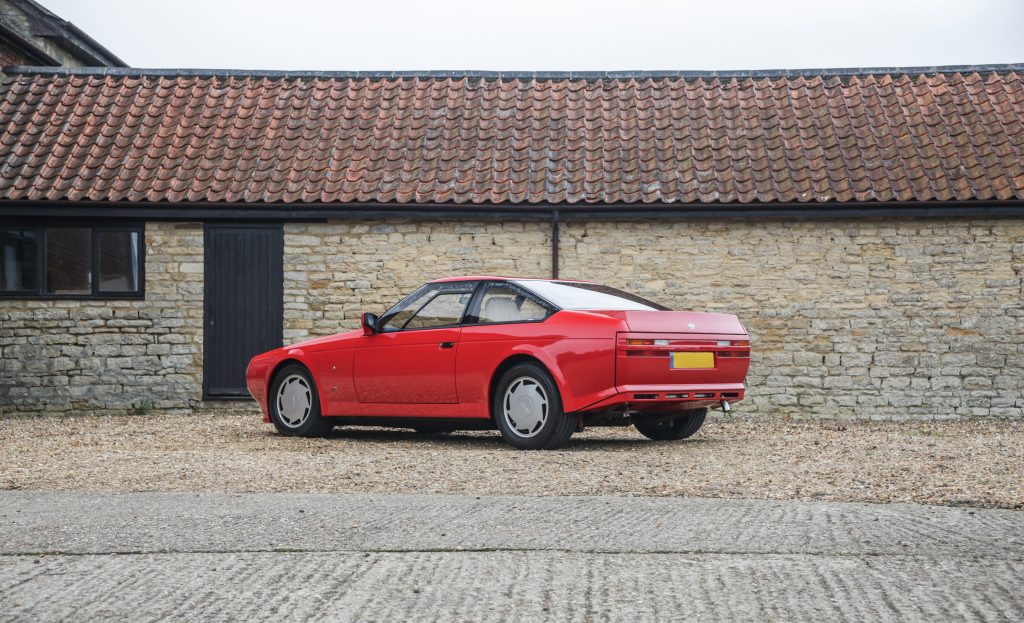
620;311;746;335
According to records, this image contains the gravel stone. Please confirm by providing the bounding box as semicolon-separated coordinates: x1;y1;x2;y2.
0;413;1021;509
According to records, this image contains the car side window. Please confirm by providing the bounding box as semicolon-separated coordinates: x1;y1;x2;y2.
380;286;437;331
467;284;550;324
380;281;477;331
403;292;474;330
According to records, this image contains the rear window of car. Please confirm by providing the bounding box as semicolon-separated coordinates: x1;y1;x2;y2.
513;280;669;311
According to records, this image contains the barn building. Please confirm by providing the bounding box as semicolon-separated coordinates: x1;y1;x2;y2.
0;0;124;70
0;65;1022;419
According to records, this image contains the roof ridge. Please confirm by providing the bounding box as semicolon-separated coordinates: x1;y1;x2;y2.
3;64;1023;81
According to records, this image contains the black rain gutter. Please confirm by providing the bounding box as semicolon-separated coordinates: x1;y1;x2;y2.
0;199;1023;221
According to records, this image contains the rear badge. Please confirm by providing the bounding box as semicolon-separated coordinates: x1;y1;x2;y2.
687;322;696;330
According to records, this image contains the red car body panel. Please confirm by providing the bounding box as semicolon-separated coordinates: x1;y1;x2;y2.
246;278;751;425
353;327;462;403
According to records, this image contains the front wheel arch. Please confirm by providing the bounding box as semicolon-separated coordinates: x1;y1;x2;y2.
267;362;333;437
268;358;327;416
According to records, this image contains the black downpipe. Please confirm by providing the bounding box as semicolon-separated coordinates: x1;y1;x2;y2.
551;210;560;279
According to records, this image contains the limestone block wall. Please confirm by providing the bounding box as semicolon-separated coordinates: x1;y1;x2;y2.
282;217;1022;420
4;216;1020;419
0;222;204;416
282;221;551;341
559;219;1024;419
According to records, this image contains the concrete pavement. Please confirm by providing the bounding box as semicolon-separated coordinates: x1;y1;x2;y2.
1;492;1022;621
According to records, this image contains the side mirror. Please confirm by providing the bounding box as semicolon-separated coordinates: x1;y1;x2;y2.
361;312;380;335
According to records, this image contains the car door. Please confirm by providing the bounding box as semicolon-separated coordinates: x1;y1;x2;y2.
353;282;477;404
455;281;557;409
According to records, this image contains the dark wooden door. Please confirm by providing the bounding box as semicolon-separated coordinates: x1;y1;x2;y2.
203;224;283;398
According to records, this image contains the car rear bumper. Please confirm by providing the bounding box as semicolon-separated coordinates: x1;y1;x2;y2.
579;383;745;413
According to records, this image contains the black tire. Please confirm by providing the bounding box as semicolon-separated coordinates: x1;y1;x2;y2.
634;408;708;441
492;362;575;450
268;364;333;437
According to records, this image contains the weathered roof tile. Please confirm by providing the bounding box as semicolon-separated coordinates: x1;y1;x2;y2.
0;69;1021;205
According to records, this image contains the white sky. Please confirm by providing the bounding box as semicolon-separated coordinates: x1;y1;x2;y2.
44;0;1024;71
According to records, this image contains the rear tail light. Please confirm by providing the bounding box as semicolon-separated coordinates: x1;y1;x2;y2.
619;334;750;358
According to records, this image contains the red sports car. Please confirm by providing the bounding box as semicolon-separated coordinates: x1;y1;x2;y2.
246;277;750;449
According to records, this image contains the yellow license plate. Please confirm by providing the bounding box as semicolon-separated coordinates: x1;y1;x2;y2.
671;352;715;369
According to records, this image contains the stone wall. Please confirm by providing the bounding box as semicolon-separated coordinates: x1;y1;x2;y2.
285;218;1023;420
3;216;1021;419
559;219;1024;419
282;221;551;341
0;222;204;416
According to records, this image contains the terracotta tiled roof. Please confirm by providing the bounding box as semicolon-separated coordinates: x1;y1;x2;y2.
0;67;1022;205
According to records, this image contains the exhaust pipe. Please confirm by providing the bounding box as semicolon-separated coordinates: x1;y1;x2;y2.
720;400;731;413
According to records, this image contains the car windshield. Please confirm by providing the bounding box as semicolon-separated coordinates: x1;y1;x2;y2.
513;280;669;311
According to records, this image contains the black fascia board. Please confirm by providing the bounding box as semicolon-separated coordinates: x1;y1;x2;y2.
1;199;1023;221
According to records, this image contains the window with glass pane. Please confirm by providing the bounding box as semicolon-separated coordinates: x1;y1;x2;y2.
381;281;477;331
0;228;38;292
473;285;549;323
1;224;142;299
98;231;140;292
403;292;473;329
45;228;92;295
380;284;437;331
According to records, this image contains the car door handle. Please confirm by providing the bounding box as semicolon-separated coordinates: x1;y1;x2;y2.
439;341;455;349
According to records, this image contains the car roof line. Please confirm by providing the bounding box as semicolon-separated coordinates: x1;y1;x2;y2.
431;276;595;283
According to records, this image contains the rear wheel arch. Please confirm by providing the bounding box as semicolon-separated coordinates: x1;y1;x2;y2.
488;354;564;421
490;358;575;449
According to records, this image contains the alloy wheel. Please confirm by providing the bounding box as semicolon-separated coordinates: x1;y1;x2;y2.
502;376;549;437
276;374;312;428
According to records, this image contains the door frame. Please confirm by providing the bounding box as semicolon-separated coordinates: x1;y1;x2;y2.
202;222;284;400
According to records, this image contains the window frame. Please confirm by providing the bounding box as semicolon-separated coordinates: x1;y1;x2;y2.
0;221;146;300
378;280;479;333
462;280;557;327
400;291;476;331
511;279;669;311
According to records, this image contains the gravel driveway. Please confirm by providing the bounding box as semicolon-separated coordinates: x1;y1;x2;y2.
0;412;1021;508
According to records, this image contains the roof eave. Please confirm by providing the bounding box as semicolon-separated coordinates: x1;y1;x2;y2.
1;199;1022;221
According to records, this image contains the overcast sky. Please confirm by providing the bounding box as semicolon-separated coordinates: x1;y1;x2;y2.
45;0;1024;71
